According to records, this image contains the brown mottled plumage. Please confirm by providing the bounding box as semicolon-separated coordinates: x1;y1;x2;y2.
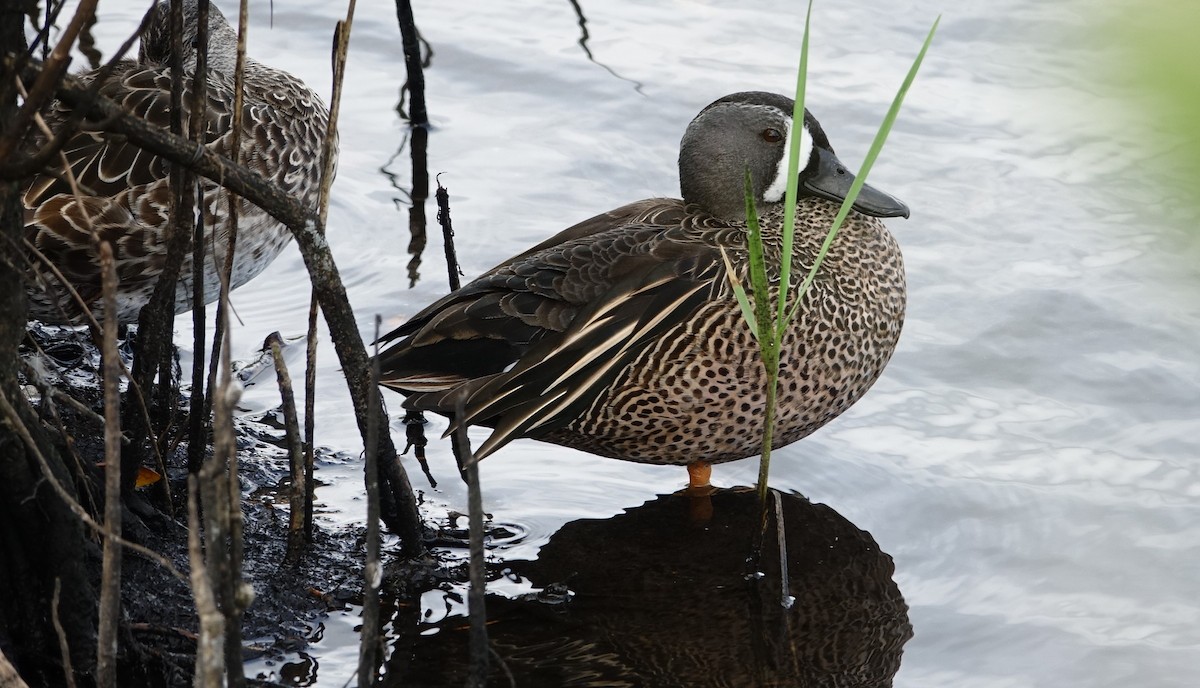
23;0;331;324
376;92;908;467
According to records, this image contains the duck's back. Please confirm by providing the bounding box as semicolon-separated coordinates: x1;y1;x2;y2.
23;57;329;324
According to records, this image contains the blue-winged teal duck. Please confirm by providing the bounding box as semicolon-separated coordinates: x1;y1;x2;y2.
23;0;331;324
376;92;908;483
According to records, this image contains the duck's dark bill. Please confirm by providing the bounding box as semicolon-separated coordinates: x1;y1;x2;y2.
802;147;910;219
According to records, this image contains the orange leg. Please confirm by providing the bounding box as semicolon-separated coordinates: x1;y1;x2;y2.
686;461;714;524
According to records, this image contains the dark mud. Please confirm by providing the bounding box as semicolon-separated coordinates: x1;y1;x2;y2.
17;324;427;687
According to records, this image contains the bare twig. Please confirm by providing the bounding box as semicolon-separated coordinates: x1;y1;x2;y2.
267;332;306;564
434;177;461;291
392;1;431;290
207;0;251;458
209;182;247;685
453;399;488;687
304;0;356;547
198;380;241;686
0;0;97;163
187;477;226;688
358;316;383;688
96;241;122;688
188;0;215;489
52;579;78;688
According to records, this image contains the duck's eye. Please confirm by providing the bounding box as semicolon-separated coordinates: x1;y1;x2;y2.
761;128;784;143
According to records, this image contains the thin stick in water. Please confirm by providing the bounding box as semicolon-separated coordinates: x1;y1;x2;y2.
358;316;384;688
268;332;307;564
304;0;357;544
207;0;251;438
95;241;122;688
434;177;462;291
393;0;428;125
772;490;794;609
453;399;489;686
187;0;213;484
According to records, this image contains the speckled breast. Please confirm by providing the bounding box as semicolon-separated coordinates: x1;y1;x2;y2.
542;210;906;465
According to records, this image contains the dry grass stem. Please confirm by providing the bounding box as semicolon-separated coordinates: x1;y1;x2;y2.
209;301;248;685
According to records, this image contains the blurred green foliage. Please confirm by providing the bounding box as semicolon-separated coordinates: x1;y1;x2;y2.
1114;2;1200;191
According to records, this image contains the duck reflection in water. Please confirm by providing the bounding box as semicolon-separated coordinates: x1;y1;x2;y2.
389;488;911;687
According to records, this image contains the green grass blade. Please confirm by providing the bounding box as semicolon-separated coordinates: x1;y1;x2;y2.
719;247;760;340
775;0;813;333
784;16;940;327
743;169;773;343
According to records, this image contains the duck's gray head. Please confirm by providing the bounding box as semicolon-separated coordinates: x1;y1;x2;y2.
679;91;909;221
139;0;239;75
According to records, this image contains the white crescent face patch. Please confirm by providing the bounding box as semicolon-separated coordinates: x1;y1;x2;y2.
763;119;814;204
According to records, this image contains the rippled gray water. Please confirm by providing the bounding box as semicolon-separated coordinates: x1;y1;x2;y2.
70;0;1200;685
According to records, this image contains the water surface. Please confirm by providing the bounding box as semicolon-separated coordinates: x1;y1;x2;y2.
66;0;1200;685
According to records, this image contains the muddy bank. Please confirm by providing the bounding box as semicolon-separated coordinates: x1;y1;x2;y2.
14;325;436;687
